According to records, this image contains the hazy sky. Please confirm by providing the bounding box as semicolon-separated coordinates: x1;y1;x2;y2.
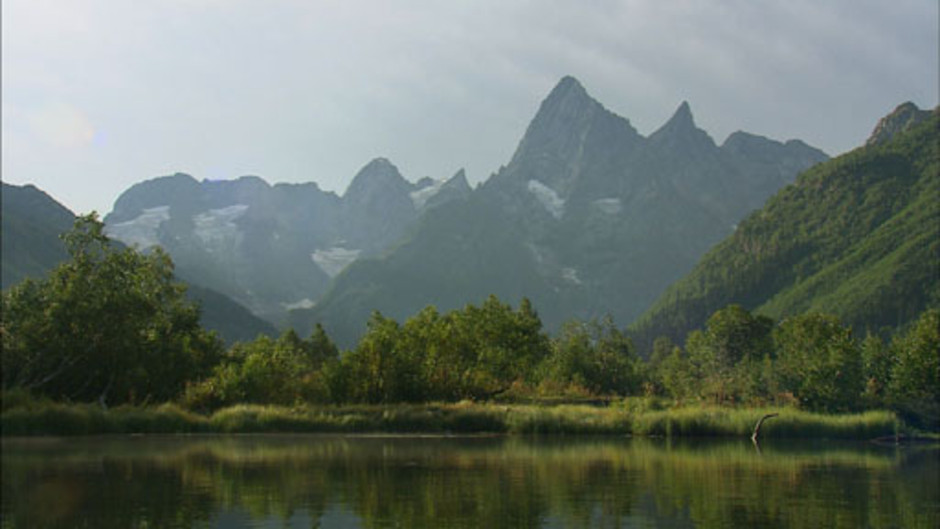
3;0;937;216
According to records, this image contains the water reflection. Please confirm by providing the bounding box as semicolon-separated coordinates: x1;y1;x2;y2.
2;435;938;528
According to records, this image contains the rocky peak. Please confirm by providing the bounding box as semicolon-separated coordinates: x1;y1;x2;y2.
343;158;411;204
722;132;827;162
510;77;609;163
866;102;932;146
107;173;201;223
649;101;716;152
446;168;470;189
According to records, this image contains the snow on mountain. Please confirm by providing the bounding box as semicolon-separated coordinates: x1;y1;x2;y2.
104;206;171;249
593;198;622;215
312;246;362;278
193;204;249;249
527;180;565;219
410;179;446;210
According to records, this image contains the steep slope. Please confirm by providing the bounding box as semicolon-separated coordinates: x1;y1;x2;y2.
1;182;277;344
1;183;75;288
304;76;827;346
631;105;939;349
104;162;470;324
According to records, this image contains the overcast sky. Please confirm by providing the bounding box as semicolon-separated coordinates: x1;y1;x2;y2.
3;0;937;216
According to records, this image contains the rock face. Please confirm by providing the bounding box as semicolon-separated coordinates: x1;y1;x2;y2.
104;161;470;324
866;102;932;146
303;76;828;346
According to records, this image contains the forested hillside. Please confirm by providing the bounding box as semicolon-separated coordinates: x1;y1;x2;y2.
632;106;939;349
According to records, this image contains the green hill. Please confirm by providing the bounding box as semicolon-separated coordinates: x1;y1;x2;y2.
1;183;75;288
631;107;939;350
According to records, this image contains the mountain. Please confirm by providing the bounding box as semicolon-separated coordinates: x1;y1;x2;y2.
866;102;932;146
301;76;828;346
631;104;939;349
1;182;277;344
1;183;75;289
103;161;470;324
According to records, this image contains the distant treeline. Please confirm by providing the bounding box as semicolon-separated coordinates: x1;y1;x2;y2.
2;215;937;430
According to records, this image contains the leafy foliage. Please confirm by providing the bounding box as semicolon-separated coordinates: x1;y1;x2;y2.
1;214;222;405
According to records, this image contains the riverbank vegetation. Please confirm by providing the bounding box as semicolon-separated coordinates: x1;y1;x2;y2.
2;216;937;436
0;391;902;439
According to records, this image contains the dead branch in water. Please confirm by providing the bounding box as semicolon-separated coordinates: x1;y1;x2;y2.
751;413;779;442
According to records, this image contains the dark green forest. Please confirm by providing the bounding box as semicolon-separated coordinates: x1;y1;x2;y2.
2;215;937;430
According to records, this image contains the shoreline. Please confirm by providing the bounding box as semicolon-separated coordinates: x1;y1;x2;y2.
1;400;910;440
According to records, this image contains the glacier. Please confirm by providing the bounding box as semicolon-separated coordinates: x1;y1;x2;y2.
104;206;171;249
193;204;249;249
312;247;362;278
410;180;445;210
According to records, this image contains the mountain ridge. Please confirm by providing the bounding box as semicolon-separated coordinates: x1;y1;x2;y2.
631;104;939;350
301;76;829;346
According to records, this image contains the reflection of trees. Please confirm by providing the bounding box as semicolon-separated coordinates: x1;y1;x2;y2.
2;437;937;528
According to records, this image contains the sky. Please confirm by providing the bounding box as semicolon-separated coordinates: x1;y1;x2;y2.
3;0;938;216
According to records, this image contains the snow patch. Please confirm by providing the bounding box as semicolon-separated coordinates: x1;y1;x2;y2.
593;198;622;215
312;247;361;278
284;298;316;310
105;206;171;249
410;180;445;209
193;205;249;247
527;180;565;219
562;267;582;285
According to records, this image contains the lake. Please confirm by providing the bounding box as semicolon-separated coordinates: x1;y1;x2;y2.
2;435;937;528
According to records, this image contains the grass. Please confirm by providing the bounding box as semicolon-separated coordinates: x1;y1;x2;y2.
1;391;904;439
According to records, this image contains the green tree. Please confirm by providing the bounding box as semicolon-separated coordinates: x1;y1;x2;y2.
887;309;939;430
1;214;222;405
860;332;891;408
541;317;639;396
683;306;774;404
773;313;863;412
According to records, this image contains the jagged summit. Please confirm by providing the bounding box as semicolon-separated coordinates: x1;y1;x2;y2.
506;76;641;194
448;168;469;187
866;102;932;146
651;101;697;138
544;76;590;104
343;157;410;201
649;100;716;151
666;101;695;130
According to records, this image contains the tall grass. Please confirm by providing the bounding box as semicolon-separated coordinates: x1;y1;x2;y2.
630;406;898;439
0;391;900;439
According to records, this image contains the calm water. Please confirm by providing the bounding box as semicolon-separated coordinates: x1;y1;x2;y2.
2;435;937;528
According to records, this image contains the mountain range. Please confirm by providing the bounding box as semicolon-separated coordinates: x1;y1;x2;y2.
0;182;277;344
293;77;828;345
102;160;471;324
6;76;853;348
631;102;938;348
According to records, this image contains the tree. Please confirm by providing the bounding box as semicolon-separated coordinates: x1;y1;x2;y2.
887;309;939;430
773;313;863;412
683;306;774;403
1;214;222;405
860;333;891;407
541;317;640;396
